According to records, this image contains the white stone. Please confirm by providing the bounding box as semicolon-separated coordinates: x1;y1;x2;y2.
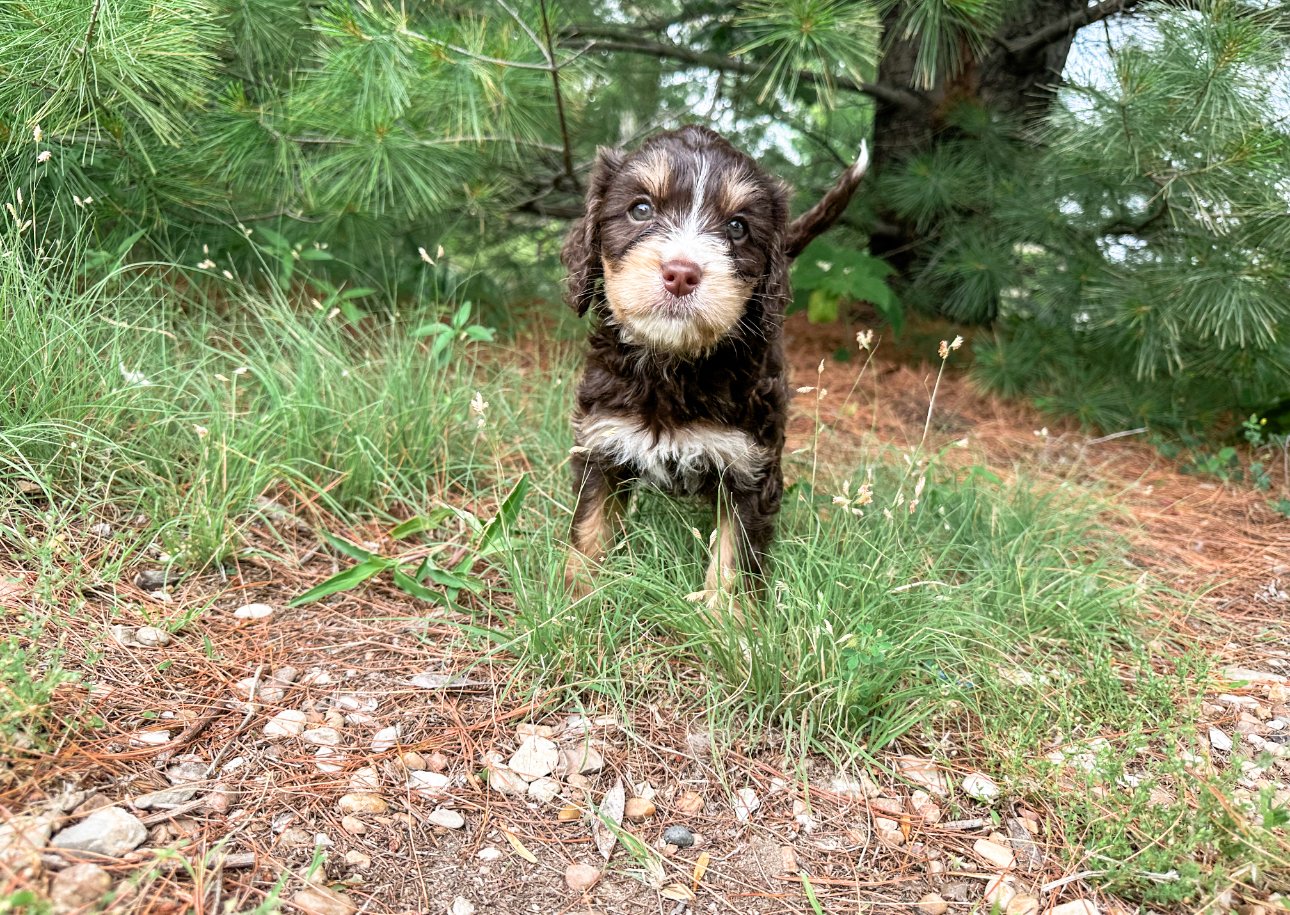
301;726;342;746
264;710;307;738
371;725;401;752
427;807;465;829
51;807;147;857
234;603;274;620
407;771;451;794
961;772;1001;803
1209;727;1234;753
134;626;171;646
448;898;476;915
348;766;380;792
734;787;760;822
527;776;560;804
508;735;559;781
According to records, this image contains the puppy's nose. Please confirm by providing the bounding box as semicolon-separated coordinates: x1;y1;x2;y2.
660;259;703;297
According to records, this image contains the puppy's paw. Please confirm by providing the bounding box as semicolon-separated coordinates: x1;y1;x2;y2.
564;552;598;600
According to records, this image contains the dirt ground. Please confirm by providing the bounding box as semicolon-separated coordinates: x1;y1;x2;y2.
2;313;1289;915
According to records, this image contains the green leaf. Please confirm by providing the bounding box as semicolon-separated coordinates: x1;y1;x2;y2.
256;226;291;250
412;322;453;338
392;565;450;604
463;325;495;342
290;557;391;606
390;508;454;539
321;530;374;561
339;287;378;300
807;288;839;324
476;474;530;557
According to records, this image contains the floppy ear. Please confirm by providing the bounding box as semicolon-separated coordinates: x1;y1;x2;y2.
561;147;625;317
757;179;794;330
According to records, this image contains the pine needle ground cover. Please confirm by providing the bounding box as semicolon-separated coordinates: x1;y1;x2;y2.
2;236;1288;912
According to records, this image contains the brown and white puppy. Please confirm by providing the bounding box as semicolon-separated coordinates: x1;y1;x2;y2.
561;125;867;608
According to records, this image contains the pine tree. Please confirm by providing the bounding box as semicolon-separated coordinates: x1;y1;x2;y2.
2;0;1286;431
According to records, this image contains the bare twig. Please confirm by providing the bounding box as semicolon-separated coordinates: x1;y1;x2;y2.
537;0;576;186
1004;0;1143;58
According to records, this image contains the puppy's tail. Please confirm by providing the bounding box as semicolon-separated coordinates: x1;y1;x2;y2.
784;140;870;261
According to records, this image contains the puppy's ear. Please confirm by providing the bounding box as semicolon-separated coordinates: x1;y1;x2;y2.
757;179;794;326
562;147;625;317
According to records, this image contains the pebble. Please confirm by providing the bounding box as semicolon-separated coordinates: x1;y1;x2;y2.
264;709;307;738
961;772;1001;803
558;745;604;776
427;807;465;829
345;849;372;870
476;847;503;861
51;807;148;857
487;764;529;796
917;893;949;915
662;826;695;848
277;827;312;847
675;790;705;814
558;806;583;822
349;766;380;792
733;787;760;822
528;776;561;804
974;837;1016;869
315;747;344;773
337;793;388;815
51;862;112;911
128;729;171;747
291;886;356;915
134;626;171;647
896;756;950;795
204;784;236;814
341;815;367;835
134;786;197;809
371;725;401;752
1007;895;1041;915
407;771;451;793
984;874;1017;908
1050;902;1100;915
565;863;602;892
0;815;54;873
624;797;656;822
509;735;560;781
301;726;342;746
427;751;450;772
233;602;274;620
449;898;476;915
400;751;428;770
89;522;114;538
1210;727;1234;753
134;569;174;591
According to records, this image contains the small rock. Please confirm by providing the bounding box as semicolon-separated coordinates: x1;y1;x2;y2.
344;849;371;870
973;837;1016;869
896;756;949;795
780;845;798;873
291;886;356;915
371;725;401;752
917;893;949;915
427;750;450;772
277;827;313;847
733;787;760;822
624;797;656;822
0;815;54;872
400;751;428;770
528;776;560;804
134;569;176;591
134;786;197;809
134;626;171;647
476;847;502;861
487;764;529;796
127;729;171;747
984;874;1017;908
448;898;476;915
233;602;274;620
675;790;704;814
1007;895;1041;915
961;772;1001;803
314;747;344;774
337;793;388;815
341;815;367;835
204;784;236;814
427;807;465;829
51;862;112;911
516;723;556;740
348;766;380;792
662;825;695;848
264;709;307;738
1050;902;1100;915
1210;727;1234;753
89;522;114;538
558;805;583;822
407;771;451;793
509;735;559;781
51;807;147;857
301;726;342;746
565;863;602;892
558;744;603;776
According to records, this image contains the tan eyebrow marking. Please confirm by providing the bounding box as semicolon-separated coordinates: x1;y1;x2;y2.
625;150;671;199
718;173;761;214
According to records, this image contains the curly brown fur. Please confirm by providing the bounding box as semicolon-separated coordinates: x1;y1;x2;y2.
561;125;863;605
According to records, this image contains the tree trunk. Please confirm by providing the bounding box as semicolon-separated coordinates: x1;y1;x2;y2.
870;0;1090;270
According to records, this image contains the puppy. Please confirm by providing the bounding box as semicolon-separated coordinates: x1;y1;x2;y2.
561;125;868;607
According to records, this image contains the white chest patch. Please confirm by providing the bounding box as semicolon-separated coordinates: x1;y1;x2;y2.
575;412;767;491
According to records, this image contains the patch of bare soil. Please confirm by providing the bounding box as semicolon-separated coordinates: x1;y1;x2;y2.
2;313;1288;915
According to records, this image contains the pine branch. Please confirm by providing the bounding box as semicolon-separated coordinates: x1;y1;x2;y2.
1004;0;1144;58
563;27;926;111
536;0;576;186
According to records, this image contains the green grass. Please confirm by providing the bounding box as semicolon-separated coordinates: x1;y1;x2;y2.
2;224;1287;907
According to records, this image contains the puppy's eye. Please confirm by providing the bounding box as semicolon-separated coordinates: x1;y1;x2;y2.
726;218;748;241
628;201;654;223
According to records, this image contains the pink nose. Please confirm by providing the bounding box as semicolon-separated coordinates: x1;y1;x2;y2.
661;259;702;297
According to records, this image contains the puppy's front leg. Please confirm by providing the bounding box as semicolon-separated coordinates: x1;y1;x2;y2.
565;454;629;596
687;468;782;615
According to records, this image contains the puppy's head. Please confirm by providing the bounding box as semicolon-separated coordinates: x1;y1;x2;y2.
562;126;790;356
